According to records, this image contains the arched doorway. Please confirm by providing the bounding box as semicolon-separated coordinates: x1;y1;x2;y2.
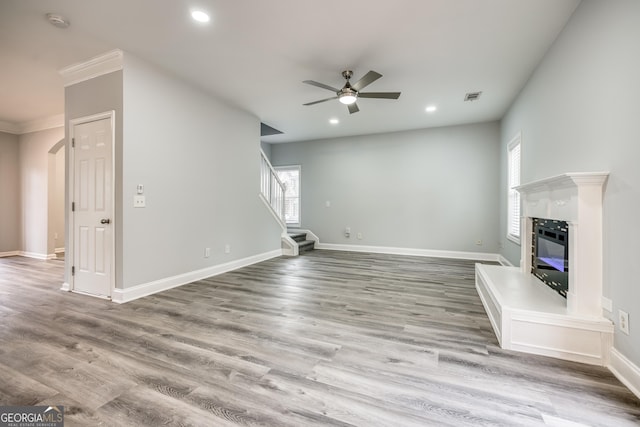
47;138;65;259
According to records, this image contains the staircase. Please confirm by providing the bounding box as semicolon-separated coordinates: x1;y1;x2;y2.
288;231;315;254
259;149;317;256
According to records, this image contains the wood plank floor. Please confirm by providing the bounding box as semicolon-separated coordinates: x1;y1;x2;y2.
1;251;638;426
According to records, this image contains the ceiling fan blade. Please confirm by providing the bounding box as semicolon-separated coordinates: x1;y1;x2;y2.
303;96;338;106
303;80;340;92
348;102;360;114
351;70;382;91
358;92;401;99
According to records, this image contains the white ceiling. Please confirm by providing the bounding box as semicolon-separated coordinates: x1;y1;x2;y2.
0;0;580;143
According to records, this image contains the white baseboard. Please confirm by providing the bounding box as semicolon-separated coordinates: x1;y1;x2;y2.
60;282;71;292
0;251;19;258
609;347;640;400
18;251;56;260
55;247;65;254
315;243;502;262
112;249;282;304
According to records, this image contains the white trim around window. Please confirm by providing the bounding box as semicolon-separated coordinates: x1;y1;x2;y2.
275;165;301;227
507;132;521;245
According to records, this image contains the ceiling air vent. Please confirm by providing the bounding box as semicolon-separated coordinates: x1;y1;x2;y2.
464;91;482;102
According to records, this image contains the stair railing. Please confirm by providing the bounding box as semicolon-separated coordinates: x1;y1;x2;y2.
259;150;286;229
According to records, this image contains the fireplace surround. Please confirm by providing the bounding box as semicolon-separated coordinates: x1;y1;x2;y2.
475;172;613;365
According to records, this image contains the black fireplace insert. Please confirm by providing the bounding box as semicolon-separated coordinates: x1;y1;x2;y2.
532;218;569;298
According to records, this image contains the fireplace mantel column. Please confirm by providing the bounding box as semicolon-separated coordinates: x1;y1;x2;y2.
568;176;606;317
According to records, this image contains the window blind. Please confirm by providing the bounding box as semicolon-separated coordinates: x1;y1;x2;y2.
507;137;521;241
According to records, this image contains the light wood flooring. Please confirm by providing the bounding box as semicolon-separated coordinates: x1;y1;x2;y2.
0;251;638;426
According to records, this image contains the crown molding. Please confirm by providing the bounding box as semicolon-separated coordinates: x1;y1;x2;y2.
0;114;64;135
59;49;124;87
20;114;65;134
0;120;22;134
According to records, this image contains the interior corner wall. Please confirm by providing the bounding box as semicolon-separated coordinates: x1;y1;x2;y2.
260;141;272;160
18;127;65;257
270;122;500;253
121;53;281;289
65;70;124;287
499;0;640;366
0;131;20;253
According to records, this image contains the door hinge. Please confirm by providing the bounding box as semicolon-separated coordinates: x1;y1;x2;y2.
72;138;75;148
71;266;75;276
72;202;75;212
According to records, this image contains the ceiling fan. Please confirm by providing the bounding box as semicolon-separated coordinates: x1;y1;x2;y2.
303;70;401;114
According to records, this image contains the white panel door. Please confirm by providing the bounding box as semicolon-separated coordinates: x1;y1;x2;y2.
72;118;113;297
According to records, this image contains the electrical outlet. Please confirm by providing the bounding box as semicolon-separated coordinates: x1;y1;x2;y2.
133;195;146;208
345;227;351;238
224;244;231;254
619;310;630;335
204;248;210;258
476;240;483;246
357;232;362;240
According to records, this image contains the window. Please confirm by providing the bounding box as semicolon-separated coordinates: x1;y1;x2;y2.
275;166;301;226
507;133;521;244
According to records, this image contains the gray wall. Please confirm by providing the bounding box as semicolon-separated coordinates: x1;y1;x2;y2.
65;70;124;287
499;0;640;366
271;122;500;253
121;54;281;288
19;127;65;256
0;131;20;253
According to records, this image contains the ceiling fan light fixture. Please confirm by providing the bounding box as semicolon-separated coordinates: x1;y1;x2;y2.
339;93;357;105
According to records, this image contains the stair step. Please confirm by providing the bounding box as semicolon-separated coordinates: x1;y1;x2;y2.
298;239;315;253
288;232;307;243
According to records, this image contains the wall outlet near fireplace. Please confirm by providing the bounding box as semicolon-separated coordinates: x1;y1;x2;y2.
618;309;630;335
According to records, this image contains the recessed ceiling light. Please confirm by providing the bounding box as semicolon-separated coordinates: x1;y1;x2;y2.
425;105;437;113
191;10;210;23
329;118;339;125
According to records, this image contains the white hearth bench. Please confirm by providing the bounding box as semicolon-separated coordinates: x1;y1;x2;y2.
476;172;614;366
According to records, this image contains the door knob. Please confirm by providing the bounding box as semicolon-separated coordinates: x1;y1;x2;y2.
100;218;111;224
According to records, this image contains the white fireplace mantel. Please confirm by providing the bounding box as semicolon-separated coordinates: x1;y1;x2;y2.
516;172;609;317
475;172;613;366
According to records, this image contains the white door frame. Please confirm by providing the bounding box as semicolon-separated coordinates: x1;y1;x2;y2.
67;111;116;299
